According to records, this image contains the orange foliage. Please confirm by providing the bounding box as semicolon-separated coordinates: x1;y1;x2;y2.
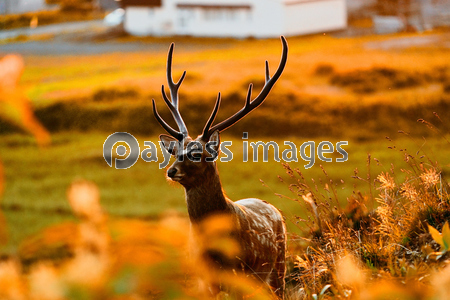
0;54;50;147
6;180;274;299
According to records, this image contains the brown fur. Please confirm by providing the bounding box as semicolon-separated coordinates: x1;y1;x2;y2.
160;133;287;298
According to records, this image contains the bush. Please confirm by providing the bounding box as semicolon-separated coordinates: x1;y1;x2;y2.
314;63;335;76
443;82;450;94
92;88;140;102
330;67;426;94
7;89;445;140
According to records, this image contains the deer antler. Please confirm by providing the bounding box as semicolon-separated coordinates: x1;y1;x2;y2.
201;36;288;141
152;43;188;141
154;37;288;142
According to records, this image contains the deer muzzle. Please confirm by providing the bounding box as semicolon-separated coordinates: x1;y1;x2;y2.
167;167;178;178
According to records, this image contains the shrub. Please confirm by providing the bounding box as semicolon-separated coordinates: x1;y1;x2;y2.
314;63;335;76
330;67;426;94
443;82;450;94
92;88;140;102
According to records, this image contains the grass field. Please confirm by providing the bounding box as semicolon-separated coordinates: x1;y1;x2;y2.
1;29;450;298
21;33;448;105
1;130;449;254
11;31;449;141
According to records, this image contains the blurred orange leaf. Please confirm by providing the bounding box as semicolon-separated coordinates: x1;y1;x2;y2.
428;222;450;255
0;54;50;147
0;160;5;245
428;224;444;248
0;159;3;198
442;222;450;250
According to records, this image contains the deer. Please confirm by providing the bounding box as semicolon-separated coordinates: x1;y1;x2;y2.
152;37;288;298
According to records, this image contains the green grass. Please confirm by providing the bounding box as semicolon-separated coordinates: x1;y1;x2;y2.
2;30;450;258
1;131;449;254
1;29;450;298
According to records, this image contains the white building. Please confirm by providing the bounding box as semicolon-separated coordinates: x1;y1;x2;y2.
122;0;347;38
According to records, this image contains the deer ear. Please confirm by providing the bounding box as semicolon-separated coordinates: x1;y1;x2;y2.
159;134;180;156
209;130;220;152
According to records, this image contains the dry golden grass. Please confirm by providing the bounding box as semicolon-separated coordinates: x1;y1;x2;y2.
16;31;450;141
2;32;450;299
0;158;448;299
280;141;450;299
23;31;450;110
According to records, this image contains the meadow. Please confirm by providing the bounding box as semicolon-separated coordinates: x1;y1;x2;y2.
2;131;447;254
0;30;450;298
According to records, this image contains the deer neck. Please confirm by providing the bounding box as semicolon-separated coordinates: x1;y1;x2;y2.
184;164;230;223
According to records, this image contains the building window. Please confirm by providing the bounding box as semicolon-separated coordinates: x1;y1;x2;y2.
178;8;194;27
224;8;238;20
204;8;223;21
246;10;252;21
177;4;251;22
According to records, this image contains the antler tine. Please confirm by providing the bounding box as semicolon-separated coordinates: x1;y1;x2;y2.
152;99;184;141
157;43;189;139
166;43;187;107
265;61;270;82
205;36;288;138
201;93;221;141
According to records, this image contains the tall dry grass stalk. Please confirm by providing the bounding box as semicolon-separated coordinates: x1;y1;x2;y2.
280;125;450;299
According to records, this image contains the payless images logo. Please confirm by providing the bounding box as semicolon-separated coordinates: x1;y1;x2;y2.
103;132;230;170
103;132;141;169
103;132;348;170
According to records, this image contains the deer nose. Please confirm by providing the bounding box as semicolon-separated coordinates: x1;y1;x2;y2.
167;167;177;178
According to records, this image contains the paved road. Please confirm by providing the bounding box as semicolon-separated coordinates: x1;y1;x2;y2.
0;20;163;55
0;38;159;55
0;20;235;55
0;20;106;40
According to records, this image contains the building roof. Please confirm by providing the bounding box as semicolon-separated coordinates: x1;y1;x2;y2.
121;0;339;8
121;0;161;7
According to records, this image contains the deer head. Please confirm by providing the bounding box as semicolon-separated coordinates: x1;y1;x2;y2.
152;37;288;187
